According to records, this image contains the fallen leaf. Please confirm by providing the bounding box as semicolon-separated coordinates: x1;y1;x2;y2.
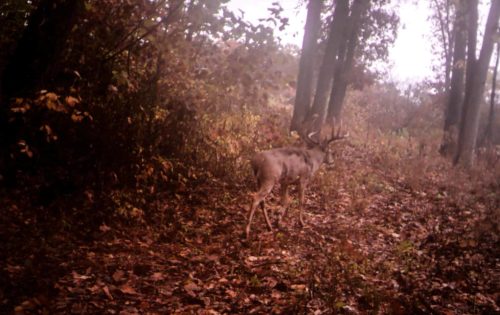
226;289;237;298
184;281;202;297
112;270;125;282
151;272;164;281
99;224;111;232
65;96;79;107
72;271;90;282
291;284;307;293
103;286;114;300
120;284;138;295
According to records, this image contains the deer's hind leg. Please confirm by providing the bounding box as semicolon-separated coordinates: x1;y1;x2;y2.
246;181;274;239
298;180;307;227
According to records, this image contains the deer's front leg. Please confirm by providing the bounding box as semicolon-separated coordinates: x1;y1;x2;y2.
298;181;306;227
246;197;259;239
277;184;289;226
246;183;273;239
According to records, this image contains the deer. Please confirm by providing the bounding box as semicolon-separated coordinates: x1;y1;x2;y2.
245;121;347;239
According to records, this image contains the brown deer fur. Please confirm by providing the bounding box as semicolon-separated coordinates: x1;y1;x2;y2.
245;122;346;239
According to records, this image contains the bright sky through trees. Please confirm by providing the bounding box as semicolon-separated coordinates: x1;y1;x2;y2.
227;1;435;83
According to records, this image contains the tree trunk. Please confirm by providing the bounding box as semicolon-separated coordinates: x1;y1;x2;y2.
464;0;478;95
327;0;369;122
306;0;349;127
432;0;453;90
443;0;452;91
454;0;500;166
290;0;323;132
440;0;467;156
481;43;499;146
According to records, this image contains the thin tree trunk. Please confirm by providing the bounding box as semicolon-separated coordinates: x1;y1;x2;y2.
432;0;453;90
452;0;478;162
440;0;466;156
444;0;453;90
290;0;323;132
306;0;349;127
481;43;499;145
454;0;500;166
327;0;369;122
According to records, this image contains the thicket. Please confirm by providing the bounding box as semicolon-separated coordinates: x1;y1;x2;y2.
0;0;299;232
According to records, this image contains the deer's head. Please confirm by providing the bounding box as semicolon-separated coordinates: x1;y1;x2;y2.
301;119;348;164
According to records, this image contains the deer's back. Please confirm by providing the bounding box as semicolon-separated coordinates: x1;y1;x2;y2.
251;147;316;184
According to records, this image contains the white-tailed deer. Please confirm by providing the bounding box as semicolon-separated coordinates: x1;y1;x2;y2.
245;121;347;239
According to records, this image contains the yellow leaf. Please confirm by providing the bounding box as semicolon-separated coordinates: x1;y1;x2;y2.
65;96;79;107
45;92;58;101
11;103;30;113
71;113;84;122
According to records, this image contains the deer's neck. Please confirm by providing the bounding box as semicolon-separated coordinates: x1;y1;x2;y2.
306;146;326;173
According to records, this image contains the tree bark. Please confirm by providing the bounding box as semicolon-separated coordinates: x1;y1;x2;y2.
306;0;349;127
481;43;499;146
439;0;466;156
326;0;369;122
432;0;453;90
290;0;323;132
454;0;500;166
465;0;479;94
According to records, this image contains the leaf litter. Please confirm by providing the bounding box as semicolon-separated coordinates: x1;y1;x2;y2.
1;145;498;314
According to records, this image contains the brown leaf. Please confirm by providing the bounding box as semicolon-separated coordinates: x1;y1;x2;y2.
112;270;125;282
99;224;111;232
120;284;138;295
271;290;282;299
102;286;114;300
184;281;201;297
72;271;90;282
226;289;237;298
88;284;100;294
151;272;164;281
263;277;278;288
291;284;307;293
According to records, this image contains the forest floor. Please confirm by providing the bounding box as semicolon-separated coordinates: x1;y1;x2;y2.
1;144;499;314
